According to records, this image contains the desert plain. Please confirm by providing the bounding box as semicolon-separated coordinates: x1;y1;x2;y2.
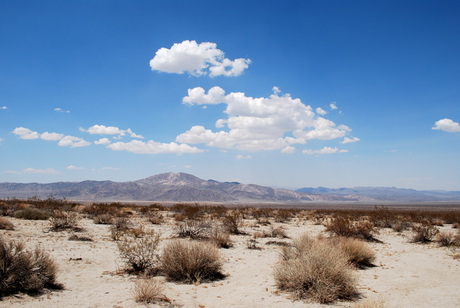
1;200;460;308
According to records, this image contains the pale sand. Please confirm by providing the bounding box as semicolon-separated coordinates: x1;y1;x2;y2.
1;214;460;308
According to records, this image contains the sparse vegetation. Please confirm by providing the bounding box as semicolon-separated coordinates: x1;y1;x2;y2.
435;231;460;247
0;237;63;297
117;231;161;274
0;217;14;230
133;278;170;304
161;240;223;283
325;216;378;241
274;234;358;304
411;222;439;243
14;207;50;220
49;210;81;231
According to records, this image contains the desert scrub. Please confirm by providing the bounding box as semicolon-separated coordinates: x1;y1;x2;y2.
13;207;50;220
161;240;224;283
175;219;212;240
222;210;244;234
435;231;460;247
133;278;170;304
325;216;378;241
209;227;233;248
274;234;358;304
117;231;161;274
411;222;439;243
0;217;14;230
49;210;81;231
0;237;63;297
330;237;376;268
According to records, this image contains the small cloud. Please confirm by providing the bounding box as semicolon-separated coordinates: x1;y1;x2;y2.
272;86;281;95
302;147;348;155
94;138;111;145
58;136;91;148
82;125;144;139
54;107;70;113
40;132;64;141
24;168;59;174
184;165;192;169
149;40;251;77
0;106;7;110
236;154;252;160
341;136;360;144
67;165;85;170
107;140;204;154
330;102;338;110
432;118;460;132
12;127;39;140
315;107;327;115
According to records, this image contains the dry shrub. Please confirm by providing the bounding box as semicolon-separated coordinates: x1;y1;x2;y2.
117;231;161;274
435;231;460;247
14;208;50;220
133;278;170;304
326;216;378;241
209;227;233;248
68;234;93;242
93;214;114;225
0;217;14;230
274;234;358;304
222;211;243;234
161;240;223;283
246;238;260;250
49;210;81;231
148;213;164;225
110;217;133;240
175;220;212;240
411;223;439;243
0;237;63;297
330;237;376;268
263;226;289;239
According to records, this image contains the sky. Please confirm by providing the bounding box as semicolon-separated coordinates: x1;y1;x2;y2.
1;0;459;191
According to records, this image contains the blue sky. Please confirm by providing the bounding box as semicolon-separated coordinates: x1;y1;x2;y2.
1;0;459;190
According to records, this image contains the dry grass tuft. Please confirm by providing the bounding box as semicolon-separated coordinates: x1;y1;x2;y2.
274;234;359;304
330;237;376;268
161;240;224;283
133;278;170;304
0;217;14;230
435;231;460;247
0;237;63;297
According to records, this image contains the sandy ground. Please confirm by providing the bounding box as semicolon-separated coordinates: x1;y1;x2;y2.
1;214;460;308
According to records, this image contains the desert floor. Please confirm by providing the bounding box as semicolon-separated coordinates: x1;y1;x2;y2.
1;210;460;308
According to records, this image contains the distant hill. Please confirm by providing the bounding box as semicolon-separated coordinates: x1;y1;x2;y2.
1;172;459;203
295;186;460;202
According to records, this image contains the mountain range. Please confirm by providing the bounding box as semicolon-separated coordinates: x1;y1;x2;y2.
1;172;459;203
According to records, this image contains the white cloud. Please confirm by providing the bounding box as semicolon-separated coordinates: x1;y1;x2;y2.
94;138;111;145
82;125;144;139
24;168;59;174
0;106;7;110
54;107;70;113
40;132;64;141
58;136;91;148
330;102;338;110
302;147;348;155
67;165;85;170
341;136;360;144
316;107;327;115
149;40;251;77
12;127;39;139
432;118;460;132
178;87;355;152
272;86;281;95
4;170;21;174
106;140;204;154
